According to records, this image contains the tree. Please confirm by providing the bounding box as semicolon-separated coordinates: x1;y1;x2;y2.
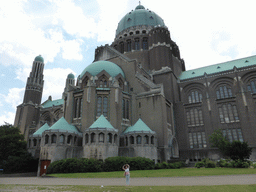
0;124;27;163
209;129;252;161
0;124;38;173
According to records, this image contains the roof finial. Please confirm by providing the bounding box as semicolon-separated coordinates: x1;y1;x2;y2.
139;1;141;5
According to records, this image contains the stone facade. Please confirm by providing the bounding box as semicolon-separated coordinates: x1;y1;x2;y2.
14;4;256;175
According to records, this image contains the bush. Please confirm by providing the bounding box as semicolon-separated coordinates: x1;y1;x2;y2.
47;158;103;174
205;161;216;168
47;156;155;174
194;158;216;168
194;161;204;168
217;159;228;167
3;153;38;174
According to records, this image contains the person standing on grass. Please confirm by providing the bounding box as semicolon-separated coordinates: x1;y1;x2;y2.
122;164;130;185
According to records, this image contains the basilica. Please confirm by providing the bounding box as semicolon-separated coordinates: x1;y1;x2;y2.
14;4;256;175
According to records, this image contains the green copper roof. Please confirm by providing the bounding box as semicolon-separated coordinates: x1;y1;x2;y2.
80;60;125;79
123;119;154;134
33;123;50;136
116;4;165;36
49;117;81;134
179;55;256;81
42;99;64;108
67;73;75;79
89;115;116;130
34;55;44;63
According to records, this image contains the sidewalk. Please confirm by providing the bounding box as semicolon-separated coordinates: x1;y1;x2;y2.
1;174;256;186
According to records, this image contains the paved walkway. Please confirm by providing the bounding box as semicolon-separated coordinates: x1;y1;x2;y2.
1;174;256;186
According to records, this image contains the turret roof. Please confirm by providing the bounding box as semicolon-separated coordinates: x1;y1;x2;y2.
32;123;50;136
89;115;116;130
123;119;155;134
49;117;81;134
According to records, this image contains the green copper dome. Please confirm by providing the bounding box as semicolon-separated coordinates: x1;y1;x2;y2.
67;73;75;79
80;60;125;78
34;55;44;63
116;4;165;36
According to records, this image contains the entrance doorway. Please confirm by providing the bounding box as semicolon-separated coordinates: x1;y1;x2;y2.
40;160;51;176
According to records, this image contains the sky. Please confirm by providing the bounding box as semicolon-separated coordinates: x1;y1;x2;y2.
0;0;256;125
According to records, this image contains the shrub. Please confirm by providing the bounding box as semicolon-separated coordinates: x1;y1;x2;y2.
103;156;130;172
205;160;216;168
47;158;103;174
194;161;204;168
217;159;228;167
194;158;216;168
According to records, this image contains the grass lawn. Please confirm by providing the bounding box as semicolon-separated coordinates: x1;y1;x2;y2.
1;184;256;192
47;167;256;178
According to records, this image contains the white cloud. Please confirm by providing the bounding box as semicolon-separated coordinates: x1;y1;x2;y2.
3;88;24;109
0;111;15;126
54;0;98;38
62;39;84;60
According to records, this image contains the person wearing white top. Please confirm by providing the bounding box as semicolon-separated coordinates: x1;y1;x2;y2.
122;164;130;185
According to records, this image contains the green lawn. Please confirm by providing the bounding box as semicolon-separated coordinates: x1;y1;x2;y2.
1;184;256;192
47;167;256;178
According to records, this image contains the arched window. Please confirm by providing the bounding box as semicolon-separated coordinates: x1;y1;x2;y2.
74;136;77;145
188;91;202;103
135;38;140;50
97;96;108;117
91;133;95;143
85;133;89;144
136;135;142;144
59;134;65;144
114;134;117;144
218;104;239;123
186;108;204;126
151;136;154;144
99;133;104;143
51;134;57;144
216;85;233;99
144;135;149;144
45;135;49;144
120;42;124;53
33;138;37;147
74;97;83;118
107;133;112;143
127;40;131;52
122;99;130;119
67;135;72;144
142;38;148;50
247;79;256;93
130;136;134;144
125;136;128;146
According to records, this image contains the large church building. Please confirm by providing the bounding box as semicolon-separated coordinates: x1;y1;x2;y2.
14;4;256;174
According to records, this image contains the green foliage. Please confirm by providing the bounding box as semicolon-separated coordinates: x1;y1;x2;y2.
194;158;216;168
154;161;184;170
216;159;252;168
0;124;38;173
47;157;184;174
195;161;204;168
227;141;252;161
0;124;27;163
47;158;103;174
209;129;252;161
